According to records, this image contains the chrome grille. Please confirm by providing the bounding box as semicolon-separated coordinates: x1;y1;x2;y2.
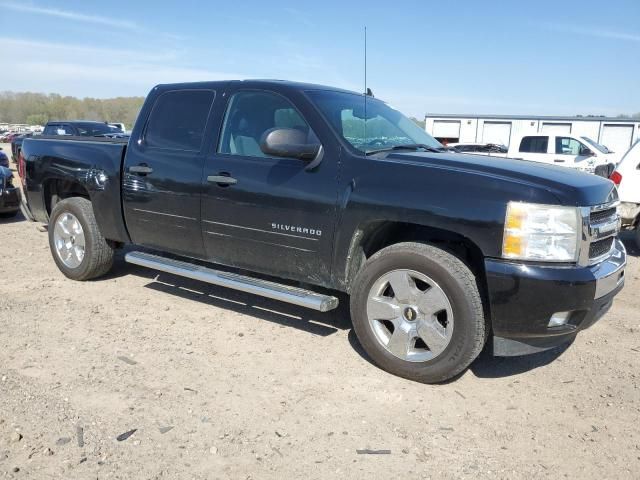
589;237;615;258
579;201;620;266
590;208;617;224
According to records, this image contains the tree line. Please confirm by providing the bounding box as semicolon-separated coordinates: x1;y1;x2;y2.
0;91;145;129
0;91;637;131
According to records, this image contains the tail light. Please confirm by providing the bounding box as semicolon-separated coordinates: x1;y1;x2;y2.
610;171;622;186
18;151;26;183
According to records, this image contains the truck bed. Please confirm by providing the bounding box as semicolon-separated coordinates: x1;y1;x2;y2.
22;136;130;243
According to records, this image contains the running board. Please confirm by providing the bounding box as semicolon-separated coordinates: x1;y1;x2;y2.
125;251;339;312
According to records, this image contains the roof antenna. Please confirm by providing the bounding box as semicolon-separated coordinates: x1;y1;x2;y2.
364;26;368;146
364;27;374;98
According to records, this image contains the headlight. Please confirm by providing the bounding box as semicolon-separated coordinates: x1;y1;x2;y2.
502;202;580;262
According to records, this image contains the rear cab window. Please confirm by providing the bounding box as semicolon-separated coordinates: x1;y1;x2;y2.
519;136;548;153
145;90;216;151
44;124;72;136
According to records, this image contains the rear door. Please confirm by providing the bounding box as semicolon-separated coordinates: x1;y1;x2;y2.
514;135;550;163
200;87;339;285
122;88;216;258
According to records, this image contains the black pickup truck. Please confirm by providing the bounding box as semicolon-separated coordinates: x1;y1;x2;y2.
20;80;626;382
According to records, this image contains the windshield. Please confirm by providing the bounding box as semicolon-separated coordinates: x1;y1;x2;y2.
581;136;610;154
307;90;442;154
76;123;121;136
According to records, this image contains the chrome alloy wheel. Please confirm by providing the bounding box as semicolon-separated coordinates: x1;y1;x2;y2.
366;269;454;362
53;212;86;269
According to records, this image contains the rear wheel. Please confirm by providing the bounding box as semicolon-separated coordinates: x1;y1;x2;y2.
350;242;487;383
48;197;114;280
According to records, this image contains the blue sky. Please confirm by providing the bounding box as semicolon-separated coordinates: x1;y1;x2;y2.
1;0;638;117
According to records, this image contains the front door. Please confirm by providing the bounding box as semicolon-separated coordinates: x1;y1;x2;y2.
200;89;339;285
123;88;216;258
553;136;595;170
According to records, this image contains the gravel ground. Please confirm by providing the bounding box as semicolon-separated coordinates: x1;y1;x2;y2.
1;143;639;479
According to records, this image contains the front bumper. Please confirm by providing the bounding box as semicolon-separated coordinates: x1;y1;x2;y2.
0;186;21;213
485;238;626;356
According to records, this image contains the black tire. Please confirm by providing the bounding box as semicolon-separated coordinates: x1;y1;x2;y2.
634;225;640;251
48;197;114;280
350;242;487;383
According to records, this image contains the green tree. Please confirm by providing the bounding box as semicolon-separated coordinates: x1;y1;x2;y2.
26;113;49;125
410;117;426;129
0;91;145;129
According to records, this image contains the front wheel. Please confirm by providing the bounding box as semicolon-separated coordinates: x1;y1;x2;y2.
48;197;114;280
350;242;487;383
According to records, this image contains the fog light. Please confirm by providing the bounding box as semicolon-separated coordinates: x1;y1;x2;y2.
548;311;571;327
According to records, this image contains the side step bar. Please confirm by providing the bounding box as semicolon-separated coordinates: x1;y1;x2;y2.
125;251;339;312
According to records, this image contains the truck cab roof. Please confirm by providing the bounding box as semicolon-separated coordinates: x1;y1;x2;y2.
152;79;361;96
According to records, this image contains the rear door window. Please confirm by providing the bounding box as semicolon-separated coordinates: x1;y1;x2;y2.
145;90;215;151
519;136;548;153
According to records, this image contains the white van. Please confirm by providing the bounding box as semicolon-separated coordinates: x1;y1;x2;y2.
507;134;617;174
611;140;640;248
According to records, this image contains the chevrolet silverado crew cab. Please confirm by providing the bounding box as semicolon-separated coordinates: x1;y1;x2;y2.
20;80;626;383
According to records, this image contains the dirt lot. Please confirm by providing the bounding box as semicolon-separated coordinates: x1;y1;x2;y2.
1;143;639;479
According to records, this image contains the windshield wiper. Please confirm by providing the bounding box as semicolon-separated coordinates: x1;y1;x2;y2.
365;144;445;155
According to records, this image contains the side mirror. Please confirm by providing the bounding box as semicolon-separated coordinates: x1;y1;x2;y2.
260;128;320;160
581;148;594;157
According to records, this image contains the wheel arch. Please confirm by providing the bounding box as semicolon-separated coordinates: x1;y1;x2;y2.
343;221;489;301
43;177;91;219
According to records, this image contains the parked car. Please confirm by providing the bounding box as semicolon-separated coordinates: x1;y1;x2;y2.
448;143;508;155
21;80;626;383
610;139;640;248
0;166;21;218
0;148;9;168
1;132;20;143
507;134;616;174
11;132;33;163
42;121;128;138
108;123;126;133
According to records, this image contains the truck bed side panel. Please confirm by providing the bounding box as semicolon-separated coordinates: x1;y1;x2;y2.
23;137;130;243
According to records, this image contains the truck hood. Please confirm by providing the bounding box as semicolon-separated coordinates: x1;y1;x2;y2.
388;151;617;207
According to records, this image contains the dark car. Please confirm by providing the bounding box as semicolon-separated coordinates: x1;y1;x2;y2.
21;80;625;383
0;166;21;218
449;143;508;154
10;132;33;163
42;121;128;138
1;132;20;143
0;148;9;168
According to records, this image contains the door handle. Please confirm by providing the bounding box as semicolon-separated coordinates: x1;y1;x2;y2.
128;164;154;175
207;174;237;186
554;159;566;163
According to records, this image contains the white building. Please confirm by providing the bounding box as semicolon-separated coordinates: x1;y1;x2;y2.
424;114;640;154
